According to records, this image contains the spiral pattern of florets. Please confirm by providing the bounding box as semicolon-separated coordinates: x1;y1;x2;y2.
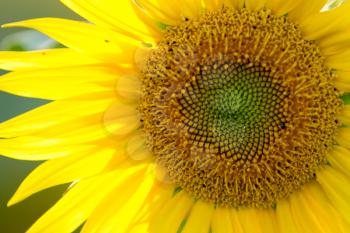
139;7;341;208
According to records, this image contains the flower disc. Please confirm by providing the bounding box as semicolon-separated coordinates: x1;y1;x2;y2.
139;8;342;208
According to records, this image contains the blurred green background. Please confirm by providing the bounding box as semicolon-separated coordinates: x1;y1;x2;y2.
0;1;81;232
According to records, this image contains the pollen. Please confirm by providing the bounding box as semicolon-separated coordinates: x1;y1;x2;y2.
139;7;342;208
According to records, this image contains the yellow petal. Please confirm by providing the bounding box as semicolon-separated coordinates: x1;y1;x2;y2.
230;0;245;9
338;104;350;125
0;136;94;160
334;71;350;92
266;0;303;16
236;208;263;233
319;29;350;56
137;0;181;25
290;181;348;233
126;132;152;161
0;114;116;149
138;0;203;25
300;2;350;41
116;73;142;100
103;102;140;137
26;163;148;233
3;18;139;63
336;128;350;150
60;0;160;43
203;0;244;11
236;208;278;233
245;0;267;11
8;147;117;206
230;210;244;233
334;81;350;93
182;200;214;233
81;165;153;233
276;199;299;233
202;0;219;11
304;182;350;233
287;0;328;23
0;48;101;71
0;98;114;138
180;0;202;20
317;166;350;224
328;146;350;177
211;207;234;233
136;183;175;223
129;224;149;233
149;190;194;233
258;209;278;233
1;110;118;156
0;65;117;99
327;50;350;71
134;46;152;71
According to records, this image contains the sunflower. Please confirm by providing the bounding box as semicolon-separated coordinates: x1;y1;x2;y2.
1;0;350;232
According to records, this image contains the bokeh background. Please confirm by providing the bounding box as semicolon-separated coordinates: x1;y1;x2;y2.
0;1;81;232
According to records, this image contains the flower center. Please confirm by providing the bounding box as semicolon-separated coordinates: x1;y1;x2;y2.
175;63;288;162
139;7;341;208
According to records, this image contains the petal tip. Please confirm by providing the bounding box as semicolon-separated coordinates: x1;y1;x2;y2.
7;195;20;207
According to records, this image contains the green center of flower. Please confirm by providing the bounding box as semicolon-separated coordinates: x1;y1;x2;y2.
139;7;341;208
176;62;287;161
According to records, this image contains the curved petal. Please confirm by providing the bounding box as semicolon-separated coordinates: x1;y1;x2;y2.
300;2;350;41
336;128;350;150
338;104;350;125
236;208;263;233
0;136;94;161
0;97;115;138
266;0;303;16
60;0;161;43
289;181;348;233
138;0;203;26
26;118;113;144
327;50;350;71
203;0;244;11
126;132;152;160
0;49;101;71
287;0;328;23
26;164;148;233
276;199;299;233
0;65;117;99
136;0;182;25
149;190;194;233
257;209;279;233
245;0;267;11
182;201;214;233
8;147;118;206
103;102;140;137
81;165;153;233
180;0;202;20
211;207;234;233
319;29;350;56
3;18;140;64
230;210;244;233
116;73;142;100
317;166;350;225
328;146;350;177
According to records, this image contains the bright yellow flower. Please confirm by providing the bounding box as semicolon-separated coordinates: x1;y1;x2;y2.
1;0;350;232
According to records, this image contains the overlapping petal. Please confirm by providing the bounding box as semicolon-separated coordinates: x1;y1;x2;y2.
0;65;118;99
3;18;140;63
0;49;101;71
26;164;149;233
60;0;161;43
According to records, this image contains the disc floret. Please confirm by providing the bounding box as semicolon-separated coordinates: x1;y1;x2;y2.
140;8;341;208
